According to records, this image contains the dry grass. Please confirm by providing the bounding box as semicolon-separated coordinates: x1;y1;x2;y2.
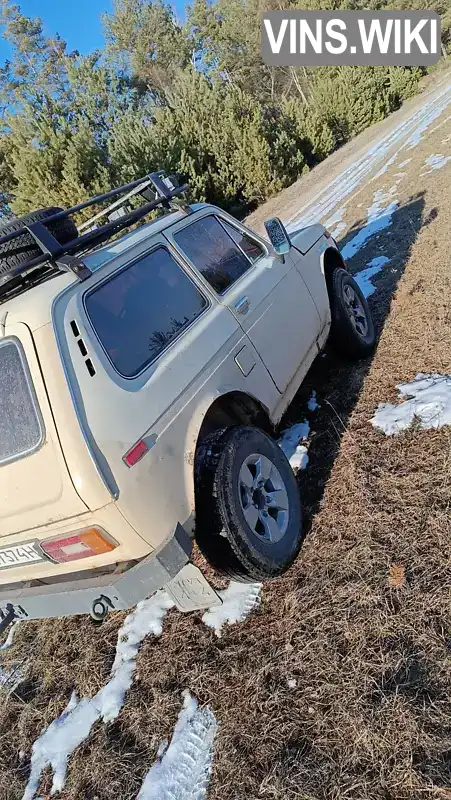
1;88;451;800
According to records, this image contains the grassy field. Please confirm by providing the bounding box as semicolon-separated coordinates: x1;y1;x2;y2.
1;75;451;800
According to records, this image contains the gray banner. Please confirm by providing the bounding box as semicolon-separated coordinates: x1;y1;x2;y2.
261;10;441;67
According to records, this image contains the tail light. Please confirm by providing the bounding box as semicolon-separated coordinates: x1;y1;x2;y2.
41;527;117;564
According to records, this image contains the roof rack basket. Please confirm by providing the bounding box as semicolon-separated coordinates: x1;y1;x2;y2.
0;171;190;301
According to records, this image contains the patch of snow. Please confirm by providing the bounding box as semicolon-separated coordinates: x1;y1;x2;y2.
289;445;309;472
398;158;412;168
22;591;174;800
202;582;261;638
308;391;320;412
394;171;406;178
325;206;344;227
278;421;309;458
287;678;297;689
325;207;346;238
424;153;451;171
137;691;217;800
331;221;346;238
0;621;19;651
405;100;451;149
285;83;451;234
372;152;398;179
278;421;310;472
371;374;451;436
354;256;390;298
429;113;451;134
341;187;398;261
0;662;26;693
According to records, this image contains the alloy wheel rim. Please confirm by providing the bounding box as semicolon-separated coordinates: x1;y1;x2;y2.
342;283;369;338
238;453;289;543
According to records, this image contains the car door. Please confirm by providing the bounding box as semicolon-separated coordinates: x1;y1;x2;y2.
169;211;321;393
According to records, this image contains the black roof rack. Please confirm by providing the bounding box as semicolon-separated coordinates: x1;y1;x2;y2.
0;171;190;303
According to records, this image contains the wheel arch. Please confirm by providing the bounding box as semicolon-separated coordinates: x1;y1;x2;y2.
195;391;274;453
322;246;347;295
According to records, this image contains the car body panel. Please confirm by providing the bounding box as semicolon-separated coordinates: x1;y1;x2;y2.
0;202;335;613
165;208;323;393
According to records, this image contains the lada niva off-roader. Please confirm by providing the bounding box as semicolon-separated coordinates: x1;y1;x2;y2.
0;172;375;630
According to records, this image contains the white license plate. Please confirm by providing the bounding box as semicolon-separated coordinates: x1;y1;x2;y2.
165;564;222;612
0;540;45;570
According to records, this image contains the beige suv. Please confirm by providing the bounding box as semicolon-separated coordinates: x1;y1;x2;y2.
0;173;375;630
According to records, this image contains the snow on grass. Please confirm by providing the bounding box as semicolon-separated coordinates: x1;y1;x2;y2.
0;662;26;694
22;591;174;800
341;187;398;261
137;691;217;800
371;374;451;436
325;206;346;238
278;421;310;472
354;256;390;299
202;582;261;638
308;391;320;412
398;158;412;168
285;83;451;234
287;678;297;689
372;152;398;180
0;621;19;650
405;98;451;149
288;446;309;472
424;154;451;171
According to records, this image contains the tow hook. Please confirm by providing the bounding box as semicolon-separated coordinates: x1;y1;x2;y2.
90;595;113;625
0;604;17;636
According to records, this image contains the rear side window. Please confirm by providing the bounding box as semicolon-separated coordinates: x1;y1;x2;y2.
174;216;256;293
85;246;208;378
0;339;44;466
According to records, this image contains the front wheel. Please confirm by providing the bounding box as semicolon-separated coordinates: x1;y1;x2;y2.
195;426;303;582
329;268;376;359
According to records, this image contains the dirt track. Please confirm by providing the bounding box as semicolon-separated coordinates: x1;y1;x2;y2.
2;70;451;800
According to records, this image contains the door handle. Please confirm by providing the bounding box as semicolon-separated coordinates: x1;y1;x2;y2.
235;296;250;315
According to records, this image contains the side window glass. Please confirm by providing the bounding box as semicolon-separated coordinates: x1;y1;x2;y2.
85;247;207;377
174;216;252;293
221;220;264;263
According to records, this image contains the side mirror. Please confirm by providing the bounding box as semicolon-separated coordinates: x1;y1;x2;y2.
264;217;292;256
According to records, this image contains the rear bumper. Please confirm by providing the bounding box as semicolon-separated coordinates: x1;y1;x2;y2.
0;524;193;623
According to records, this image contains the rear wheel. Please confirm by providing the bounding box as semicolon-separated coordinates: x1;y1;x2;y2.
0;207;78;277
329;267;375;359
195;426;303;582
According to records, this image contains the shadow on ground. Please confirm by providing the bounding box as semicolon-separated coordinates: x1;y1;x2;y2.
280;191;428;531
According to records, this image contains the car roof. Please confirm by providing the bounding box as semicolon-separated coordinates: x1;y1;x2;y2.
0;206;210;331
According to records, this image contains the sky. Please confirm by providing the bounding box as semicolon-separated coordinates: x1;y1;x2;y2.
0;0;116;60
0;0;111;60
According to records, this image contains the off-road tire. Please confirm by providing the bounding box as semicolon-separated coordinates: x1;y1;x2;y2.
195;426;303;582
329;267;376;359
0;207;78;277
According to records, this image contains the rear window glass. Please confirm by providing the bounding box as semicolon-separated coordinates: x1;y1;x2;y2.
85;246;208;378
0;339;44;465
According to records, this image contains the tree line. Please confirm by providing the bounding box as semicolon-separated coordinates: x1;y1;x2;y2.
0;0;449;219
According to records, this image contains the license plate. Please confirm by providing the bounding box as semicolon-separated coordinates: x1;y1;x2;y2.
165;564;222;612
0;540;45;570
